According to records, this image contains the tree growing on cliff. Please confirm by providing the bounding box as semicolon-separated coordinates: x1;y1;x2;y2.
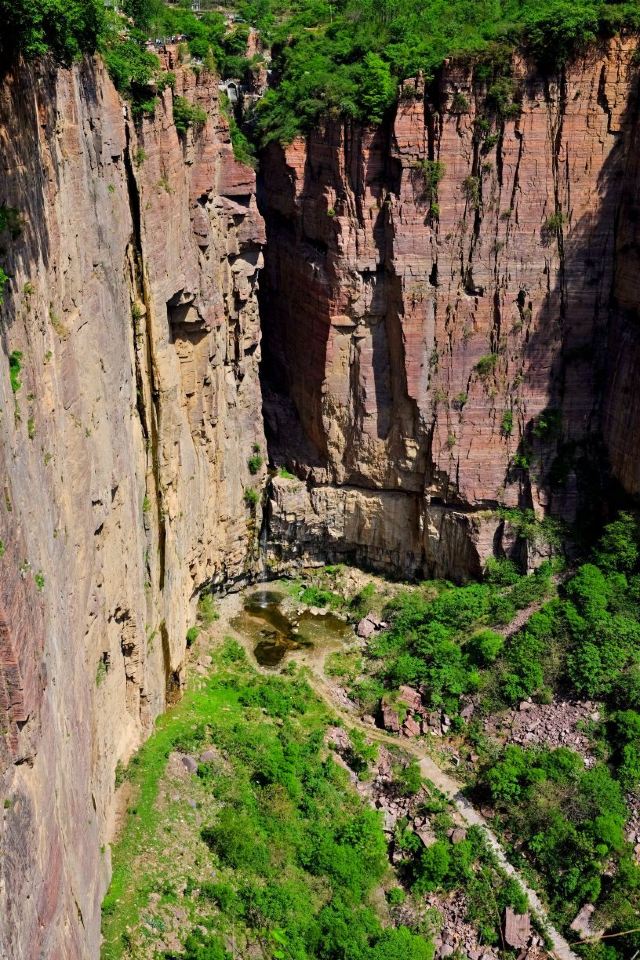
359;52;397;125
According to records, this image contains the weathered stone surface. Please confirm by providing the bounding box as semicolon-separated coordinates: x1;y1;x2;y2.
261;38;640;579
266;475;511;580
504;908;531;949
398;685;423;712
402;716;421;738
0;56;264;958
569;904;603;941
381;703;401;734
356;615;378;638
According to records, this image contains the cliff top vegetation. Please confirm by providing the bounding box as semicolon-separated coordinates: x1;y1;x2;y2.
0;0;638;141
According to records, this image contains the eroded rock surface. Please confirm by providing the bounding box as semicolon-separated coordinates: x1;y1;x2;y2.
260;39;640;579
0;56;264;958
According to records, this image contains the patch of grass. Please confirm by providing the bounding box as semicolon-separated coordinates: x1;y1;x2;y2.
49;306;68;339
8;350;22;393
300;585;342;609
277;466;296;479
326;650;363;681
96;658;108;687
197;593;219;628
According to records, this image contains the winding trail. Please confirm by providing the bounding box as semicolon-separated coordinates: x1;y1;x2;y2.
307;670;580;960
218;591;579;960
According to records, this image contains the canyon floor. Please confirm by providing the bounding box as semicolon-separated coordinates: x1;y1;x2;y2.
100;567;610;960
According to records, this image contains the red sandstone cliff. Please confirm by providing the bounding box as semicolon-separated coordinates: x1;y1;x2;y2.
0;55;265;958
260;38;640;578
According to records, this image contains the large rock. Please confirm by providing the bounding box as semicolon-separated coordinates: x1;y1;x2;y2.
504;908;531;949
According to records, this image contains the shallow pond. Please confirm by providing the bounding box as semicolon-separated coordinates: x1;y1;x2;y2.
231;589;351;667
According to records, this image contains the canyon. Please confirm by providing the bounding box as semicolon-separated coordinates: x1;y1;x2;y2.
0;34;638;958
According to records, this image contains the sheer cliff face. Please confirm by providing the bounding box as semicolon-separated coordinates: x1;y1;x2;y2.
260;39;639;578
0;35;639;960
0;57;264;958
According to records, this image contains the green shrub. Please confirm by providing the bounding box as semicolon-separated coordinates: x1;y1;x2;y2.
248;452;263;475
0;0;104;64
0;267;9;305
9;350;22;393
0;205;22;239
350;582;376;616
173;96;207;135
542;211;566;235
450;91;470;113
501;409;513;436
414;159;445;203
244;487;259;508
186;626;200;647
396;761;423;796
463;175;481;208
467;629;504;665
475;353;498;377
102;35;161;117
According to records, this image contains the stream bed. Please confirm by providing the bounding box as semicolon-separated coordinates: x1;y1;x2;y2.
231;588;351;666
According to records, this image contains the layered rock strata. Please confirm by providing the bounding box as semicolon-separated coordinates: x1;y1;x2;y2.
259;38;639;578
0;55;264;958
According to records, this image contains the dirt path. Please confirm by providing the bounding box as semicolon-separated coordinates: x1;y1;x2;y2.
306;671;579;960
214;593;579;960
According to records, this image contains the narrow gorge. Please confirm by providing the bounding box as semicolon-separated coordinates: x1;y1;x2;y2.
0;18;639;960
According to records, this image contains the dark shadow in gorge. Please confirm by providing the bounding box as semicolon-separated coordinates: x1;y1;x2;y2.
519;54;640;542
256;117;409;477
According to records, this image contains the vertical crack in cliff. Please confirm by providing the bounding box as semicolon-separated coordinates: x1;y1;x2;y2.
123;119;167;591
550;70;568;417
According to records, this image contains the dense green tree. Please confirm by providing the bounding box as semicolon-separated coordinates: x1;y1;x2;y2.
0;0;104;64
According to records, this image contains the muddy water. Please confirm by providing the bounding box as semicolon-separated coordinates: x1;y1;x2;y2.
231;589;351;667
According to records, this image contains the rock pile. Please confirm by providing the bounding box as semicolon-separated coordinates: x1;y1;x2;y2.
485;698;600;760
379;686;453;738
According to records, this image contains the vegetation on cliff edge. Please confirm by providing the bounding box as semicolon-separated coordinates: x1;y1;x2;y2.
1;0;639;145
